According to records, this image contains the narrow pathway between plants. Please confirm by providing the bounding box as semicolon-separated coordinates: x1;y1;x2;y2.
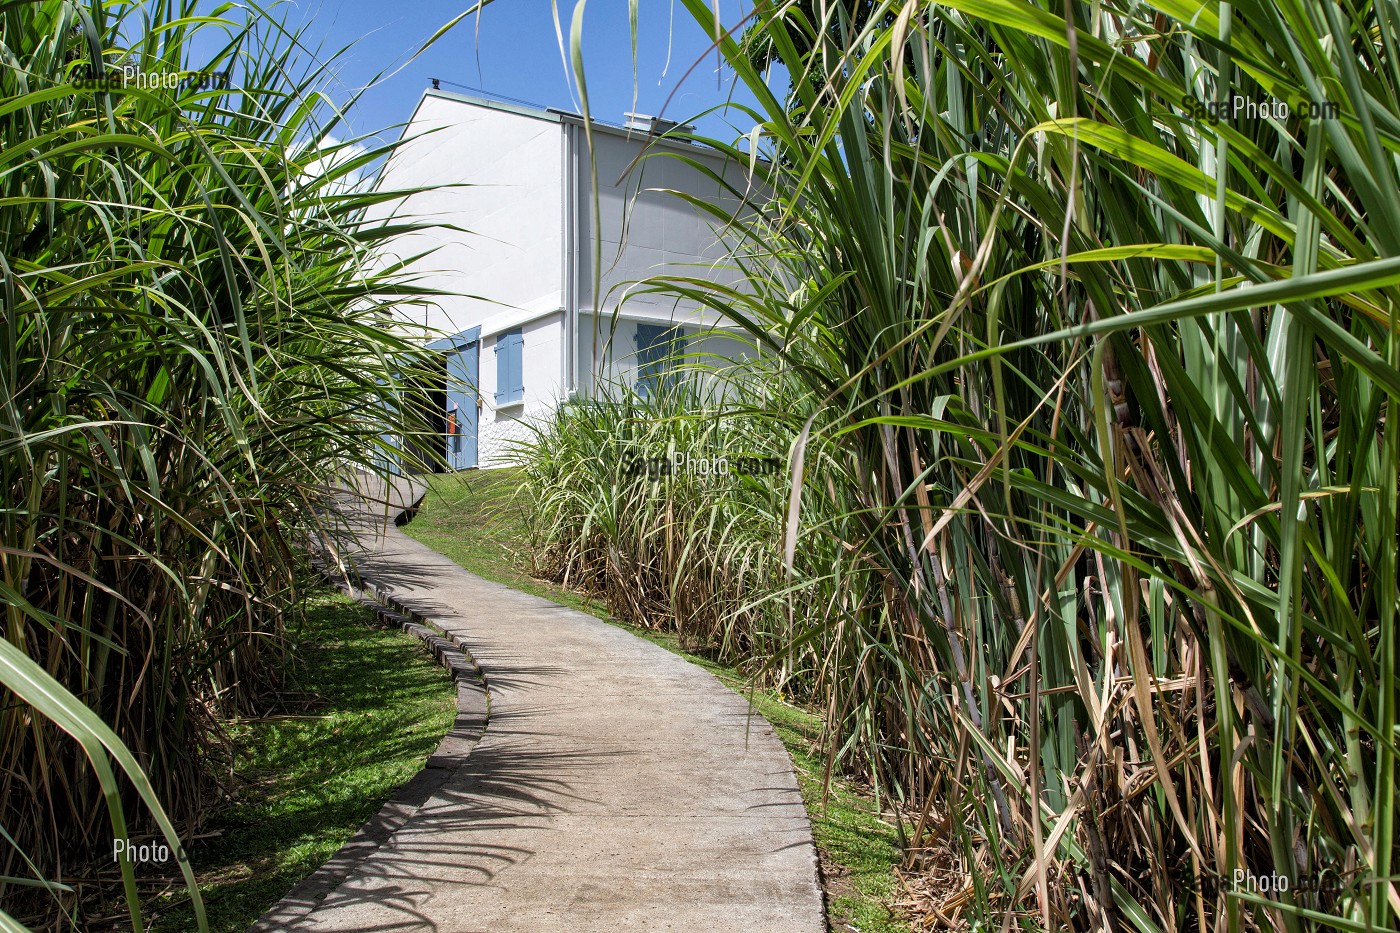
256;475;825;933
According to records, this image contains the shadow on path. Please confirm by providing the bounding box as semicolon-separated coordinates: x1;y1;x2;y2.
253;474;825;933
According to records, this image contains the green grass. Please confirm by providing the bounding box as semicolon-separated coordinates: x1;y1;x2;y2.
143;592;456;933
403;468;908;933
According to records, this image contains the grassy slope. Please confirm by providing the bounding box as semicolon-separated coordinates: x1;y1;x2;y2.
403;468;908;933
145;593;456;933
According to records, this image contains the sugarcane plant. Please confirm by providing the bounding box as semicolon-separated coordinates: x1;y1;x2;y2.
0;1;443;928
515;350;849;686
537;0;1400;927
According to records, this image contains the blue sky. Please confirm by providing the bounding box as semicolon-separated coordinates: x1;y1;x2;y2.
274;0;768;148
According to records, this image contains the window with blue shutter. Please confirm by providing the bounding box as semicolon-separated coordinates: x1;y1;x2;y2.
494;329;524;404
635;323;687;398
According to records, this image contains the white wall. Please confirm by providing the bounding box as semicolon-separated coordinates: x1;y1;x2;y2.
576;130;750;323
367;93;564;340
366;92;766;470
477;311;565;468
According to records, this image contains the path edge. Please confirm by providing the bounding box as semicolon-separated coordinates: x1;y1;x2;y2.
250;489;488;932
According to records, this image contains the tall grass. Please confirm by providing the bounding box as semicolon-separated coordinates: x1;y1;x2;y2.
521;0;1400;927
517;358;835;678
1;2;438;928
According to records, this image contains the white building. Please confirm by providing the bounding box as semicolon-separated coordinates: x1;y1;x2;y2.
368;87;757;469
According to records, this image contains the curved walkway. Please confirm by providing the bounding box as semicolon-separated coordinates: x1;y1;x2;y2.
256;476;825;933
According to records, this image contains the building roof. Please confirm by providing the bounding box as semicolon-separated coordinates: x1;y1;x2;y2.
414;87;727;159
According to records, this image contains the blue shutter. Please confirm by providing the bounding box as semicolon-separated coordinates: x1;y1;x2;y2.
494;329;524;404
635;324;686;397
635;324;665;397
510;331;524;400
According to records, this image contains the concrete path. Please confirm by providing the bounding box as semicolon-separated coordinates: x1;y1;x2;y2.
256;475;825;933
